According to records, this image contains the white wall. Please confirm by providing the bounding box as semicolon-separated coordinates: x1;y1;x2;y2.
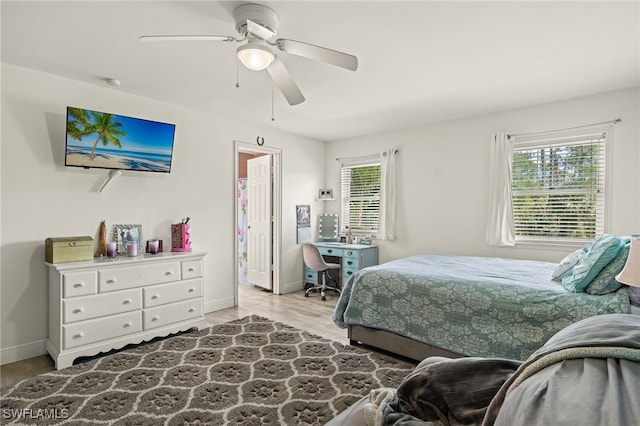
0;63;326;363
326;87;640;264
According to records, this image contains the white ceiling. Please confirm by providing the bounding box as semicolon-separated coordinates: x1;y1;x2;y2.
2;1;638;141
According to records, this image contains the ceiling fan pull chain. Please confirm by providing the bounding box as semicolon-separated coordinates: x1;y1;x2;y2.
271;82;275;122
236;58;240;88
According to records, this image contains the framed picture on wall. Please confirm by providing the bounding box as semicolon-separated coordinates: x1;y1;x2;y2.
296;205;311;243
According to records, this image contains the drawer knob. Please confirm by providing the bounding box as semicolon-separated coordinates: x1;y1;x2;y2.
123;299;132;305
165;271;173;276
151;294;159;300
188;267;195;272
106;279;116;284
72;308;84;314
347;261;353;265
188;288;195;293
73;332;84;339
188;307;196;313
73;282;84;288
123;322;133;328
151;316;159;322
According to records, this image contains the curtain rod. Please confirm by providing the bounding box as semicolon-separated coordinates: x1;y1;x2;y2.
507;118;621;139
336;149;399;162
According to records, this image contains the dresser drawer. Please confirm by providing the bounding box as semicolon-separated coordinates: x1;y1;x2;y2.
143;278;202;308
181;260;202;279
343;255;360;269
344;249;359;258
99;262;181;293
63;311;142;349
343;268;358;284
63;271;98;298
303;266;317;283
144;298;203;330
63;289;142;324
319;247;343;257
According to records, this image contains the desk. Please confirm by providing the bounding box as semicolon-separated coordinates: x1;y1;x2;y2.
303;242;378;288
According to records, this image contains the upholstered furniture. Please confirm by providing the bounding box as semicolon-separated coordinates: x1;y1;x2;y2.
335;236;635;361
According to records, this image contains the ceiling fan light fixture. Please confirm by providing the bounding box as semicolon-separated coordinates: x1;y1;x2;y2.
237;43;274;71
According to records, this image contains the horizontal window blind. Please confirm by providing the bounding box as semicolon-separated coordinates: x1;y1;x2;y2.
341;162;381;234
511;132;606;240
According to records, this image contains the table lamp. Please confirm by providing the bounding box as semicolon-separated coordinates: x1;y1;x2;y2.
616;235;640;287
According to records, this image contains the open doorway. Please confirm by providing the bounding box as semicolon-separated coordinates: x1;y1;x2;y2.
234;141;282;305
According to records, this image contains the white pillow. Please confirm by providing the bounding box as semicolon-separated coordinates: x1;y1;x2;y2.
551;249;585;280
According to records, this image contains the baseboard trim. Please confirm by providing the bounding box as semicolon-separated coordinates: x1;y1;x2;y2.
1;339;47;366
204;297;234;313
279;280;304;295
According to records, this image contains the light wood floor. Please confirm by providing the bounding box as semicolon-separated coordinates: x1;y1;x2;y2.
0;284;347;388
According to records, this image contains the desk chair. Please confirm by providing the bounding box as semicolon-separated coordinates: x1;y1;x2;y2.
302;243;341;301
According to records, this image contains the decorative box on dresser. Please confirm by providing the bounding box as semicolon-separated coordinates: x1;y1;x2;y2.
46;251;207;369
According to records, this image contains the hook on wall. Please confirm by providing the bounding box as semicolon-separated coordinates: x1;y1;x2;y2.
257;136;264;146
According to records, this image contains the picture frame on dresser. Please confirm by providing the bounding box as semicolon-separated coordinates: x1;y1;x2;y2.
111;224;142;256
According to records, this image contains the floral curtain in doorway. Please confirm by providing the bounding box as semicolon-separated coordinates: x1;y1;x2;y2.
237;178;249;284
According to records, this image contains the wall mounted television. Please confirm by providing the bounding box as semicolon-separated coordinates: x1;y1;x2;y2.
65;106;176;173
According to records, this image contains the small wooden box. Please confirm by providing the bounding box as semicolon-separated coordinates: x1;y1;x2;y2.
45;236;94;263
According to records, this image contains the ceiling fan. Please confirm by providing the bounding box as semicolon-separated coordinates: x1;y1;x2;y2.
139;3;358;106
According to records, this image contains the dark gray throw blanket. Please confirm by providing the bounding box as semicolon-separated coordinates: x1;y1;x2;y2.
389;357;521;425
369;314;640;426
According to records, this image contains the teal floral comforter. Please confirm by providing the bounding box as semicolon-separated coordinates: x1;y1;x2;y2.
333;255;631;360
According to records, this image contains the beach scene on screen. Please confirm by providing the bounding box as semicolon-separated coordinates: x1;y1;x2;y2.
65;107;175;172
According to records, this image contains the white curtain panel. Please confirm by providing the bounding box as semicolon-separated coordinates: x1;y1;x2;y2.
485;133;516;247
379;148;397;241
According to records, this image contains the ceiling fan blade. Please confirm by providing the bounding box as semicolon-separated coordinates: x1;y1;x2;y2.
276;39;358;71
246;19;276;41
138;35;238;42
266;57;305;106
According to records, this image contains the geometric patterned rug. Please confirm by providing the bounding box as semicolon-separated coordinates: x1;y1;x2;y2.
0;315;415;425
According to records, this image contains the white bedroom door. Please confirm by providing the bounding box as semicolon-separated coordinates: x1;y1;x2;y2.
247;154;272;290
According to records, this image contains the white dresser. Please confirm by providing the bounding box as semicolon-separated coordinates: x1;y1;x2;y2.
46;251;207;369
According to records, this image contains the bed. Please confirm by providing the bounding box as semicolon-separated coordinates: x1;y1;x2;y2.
333;243;635;361
326;313;640;426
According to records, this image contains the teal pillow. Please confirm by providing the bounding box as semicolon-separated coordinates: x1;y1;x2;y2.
580;234;609;253
562;234;624;293
551;235;611;281
584;237;631;295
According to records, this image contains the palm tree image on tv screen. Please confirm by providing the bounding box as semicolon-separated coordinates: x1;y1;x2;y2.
65;107;176;173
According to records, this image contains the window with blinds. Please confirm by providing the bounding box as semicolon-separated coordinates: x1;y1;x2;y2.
511;131;607;242
340;162;381;234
